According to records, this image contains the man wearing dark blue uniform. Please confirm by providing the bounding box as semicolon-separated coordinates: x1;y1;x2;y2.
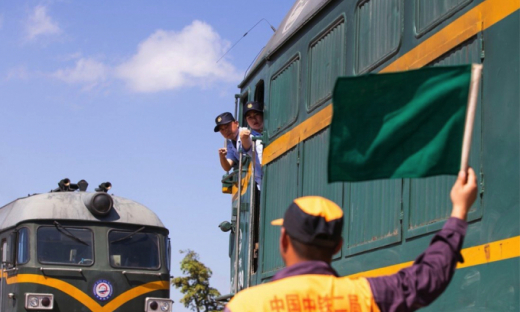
214;112;253;172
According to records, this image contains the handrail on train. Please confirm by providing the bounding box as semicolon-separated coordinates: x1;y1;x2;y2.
40;267;83;273
215;293;234;303
122;271;162;277
221;155;252;185
221;170;239;184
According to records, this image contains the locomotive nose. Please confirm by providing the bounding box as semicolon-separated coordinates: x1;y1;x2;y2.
83;192;113;216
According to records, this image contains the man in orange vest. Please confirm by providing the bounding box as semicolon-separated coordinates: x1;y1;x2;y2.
226;168;477;312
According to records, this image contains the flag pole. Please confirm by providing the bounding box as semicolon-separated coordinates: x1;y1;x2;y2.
460;64;483;172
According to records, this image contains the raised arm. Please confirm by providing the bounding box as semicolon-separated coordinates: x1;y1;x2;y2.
368;168;478;312
219;148;234;171
240;128;252;151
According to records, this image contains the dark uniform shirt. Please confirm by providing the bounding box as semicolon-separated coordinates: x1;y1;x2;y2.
226;217;467;312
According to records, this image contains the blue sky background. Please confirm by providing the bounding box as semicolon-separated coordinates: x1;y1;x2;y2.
0;0;294;309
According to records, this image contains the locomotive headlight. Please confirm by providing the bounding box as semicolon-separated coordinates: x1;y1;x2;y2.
41;297;52;307
25;293;54;310
160;302;170;311
145;297;173;312
29;297;39;307
83;192;113;217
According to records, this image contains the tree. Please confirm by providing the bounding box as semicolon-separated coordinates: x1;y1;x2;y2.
172;250;224;312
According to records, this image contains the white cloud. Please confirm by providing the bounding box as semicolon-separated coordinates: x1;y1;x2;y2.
5;66;30;81
58;52;83;62
25;5;61;40
115;20;240;93
51;58;108;90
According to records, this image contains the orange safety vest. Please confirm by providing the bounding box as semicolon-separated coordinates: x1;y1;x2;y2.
227;274;381;312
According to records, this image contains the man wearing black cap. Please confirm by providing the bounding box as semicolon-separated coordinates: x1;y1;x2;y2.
226;168;478;312
243;101;264;134
214;112;253;172
243;101;264;189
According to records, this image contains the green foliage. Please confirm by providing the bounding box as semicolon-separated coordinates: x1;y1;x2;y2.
172;250;223;312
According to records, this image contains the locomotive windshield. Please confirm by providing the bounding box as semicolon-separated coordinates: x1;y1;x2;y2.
17;228;30;264
108;230;160;269
37;226;94;265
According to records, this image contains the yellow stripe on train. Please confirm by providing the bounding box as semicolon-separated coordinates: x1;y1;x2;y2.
4;274;169;312
231;162;253;200
347;236;520;279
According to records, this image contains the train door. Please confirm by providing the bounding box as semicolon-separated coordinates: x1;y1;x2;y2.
0;238;7;311
233;91;250;293
1;233;17;312
247;79;264;285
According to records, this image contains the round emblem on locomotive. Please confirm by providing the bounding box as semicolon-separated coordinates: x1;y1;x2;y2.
93;279;113;301
217;117;222;122
247;103;253;108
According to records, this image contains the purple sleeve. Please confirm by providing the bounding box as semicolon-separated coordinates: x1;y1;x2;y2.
367;217;467;312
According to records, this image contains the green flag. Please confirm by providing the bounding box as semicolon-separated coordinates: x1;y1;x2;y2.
328;65;472;182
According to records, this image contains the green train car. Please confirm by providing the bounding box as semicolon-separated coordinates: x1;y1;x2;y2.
222;0;519;310
0;179;173;311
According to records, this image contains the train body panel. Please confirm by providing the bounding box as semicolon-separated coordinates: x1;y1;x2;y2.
225;0;519;310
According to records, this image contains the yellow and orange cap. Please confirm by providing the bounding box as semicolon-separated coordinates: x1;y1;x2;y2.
271;196;343;248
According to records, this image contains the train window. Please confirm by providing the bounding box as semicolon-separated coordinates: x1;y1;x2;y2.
37;227;94;266
1;239;6;263
415;0;472;36
262;148;299;275
301;129;343;258
17;228;30;264
165;237;171;272
308;15;346;111
268;55;300;138
254;80;264;104
240;92;249;127
108;231;160;269
346;180;402;255
355;0;402;74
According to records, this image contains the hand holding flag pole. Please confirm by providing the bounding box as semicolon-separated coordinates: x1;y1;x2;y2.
460;64;483;173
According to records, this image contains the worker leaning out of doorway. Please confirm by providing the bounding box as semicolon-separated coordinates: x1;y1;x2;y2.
242;101;263;191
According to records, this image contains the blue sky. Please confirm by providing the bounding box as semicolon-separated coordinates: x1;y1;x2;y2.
0;0;294;309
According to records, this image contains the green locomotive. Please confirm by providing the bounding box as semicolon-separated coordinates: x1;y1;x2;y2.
222;0;519;310
0;179;172;311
